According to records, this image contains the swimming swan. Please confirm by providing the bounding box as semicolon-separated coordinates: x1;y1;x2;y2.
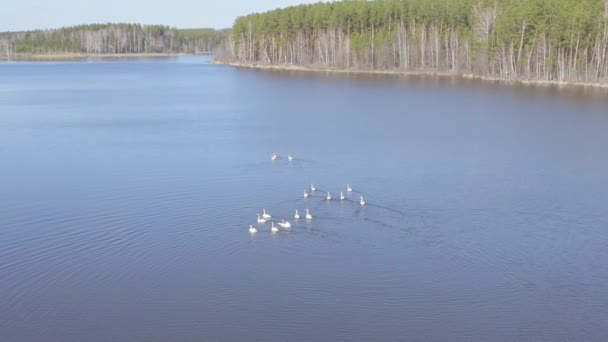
305;209;313;220
271;222;279;233
303;190;309;199
257;213;267;224
360;196;366;207
271;153;277;161
347;185;353;192
326;192;332;201
278;219;291;229
249;225;258;233
310;184;316;192
294;210;300;219
288;155;293;161
262;209;272;219
340;192;345;201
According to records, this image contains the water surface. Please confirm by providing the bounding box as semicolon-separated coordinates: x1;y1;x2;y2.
1;55;608;341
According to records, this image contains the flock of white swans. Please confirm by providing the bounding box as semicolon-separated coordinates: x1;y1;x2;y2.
249;153;366;234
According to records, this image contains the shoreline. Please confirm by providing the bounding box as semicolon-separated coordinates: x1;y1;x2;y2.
0;52;209;61
214;61;608;90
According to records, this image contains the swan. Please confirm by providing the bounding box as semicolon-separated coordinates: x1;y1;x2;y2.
262;209;272;219
360;196;366;207
278;219;291;229
326;192;332;201
340;192;345;201
288;155;293;161
303;190;309;199
271;153;277;161
271;222;279;233
294;210;300;219
305;209;313;220
347;184;353;192
249;225;258;233
310;184;316;192
257;213;267;224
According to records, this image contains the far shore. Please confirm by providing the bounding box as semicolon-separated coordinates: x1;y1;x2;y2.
214;60;608;90
0;52;210;61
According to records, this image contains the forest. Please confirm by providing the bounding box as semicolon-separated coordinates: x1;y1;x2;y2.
226;0;608;85
0;23;228;56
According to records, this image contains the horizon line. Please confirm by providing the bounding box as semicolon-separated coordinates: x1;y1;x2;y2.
0;22;232;34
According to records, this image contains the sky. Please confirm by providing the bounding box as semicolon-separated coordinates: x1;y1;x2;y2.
0;0;319;32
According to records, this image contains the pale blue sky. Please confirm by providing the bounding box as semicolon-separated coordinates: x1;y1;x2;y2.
1;0;318;32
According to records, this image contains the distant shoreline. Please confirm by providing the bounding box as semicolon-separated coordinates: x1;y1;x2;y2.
0;52;209;61
214;61;608;90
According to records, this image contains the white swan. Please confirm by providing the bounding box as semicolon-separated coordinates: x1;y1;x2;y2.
288;155;293;161
271;222;279;233
303;190;309;199
271;153;277;161
262;209;272;219
326;192;332;201
294;210;300;219
278;219;291;229
249;225;258;233
347;184;353;192
305;209;313;220
360;196;366;207
257;213;267;224
340;192;345;200
310;184;316;192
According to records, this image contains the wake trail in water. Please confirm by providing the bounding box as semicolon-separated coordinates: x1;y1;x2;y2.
288;225;323;232
366;203;406;216
362;217;398;229
329;196;406;216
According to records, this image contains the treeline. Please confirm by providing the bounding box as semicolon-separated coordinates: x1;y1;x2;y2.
0;23;229;56
226;0;608;84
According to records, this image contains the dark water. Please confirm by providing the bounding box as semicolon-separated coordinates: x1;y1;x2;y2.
1;55;608;342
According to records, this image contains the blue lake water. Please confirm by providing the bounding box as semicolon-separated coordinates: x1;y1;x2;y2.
1;55;608;341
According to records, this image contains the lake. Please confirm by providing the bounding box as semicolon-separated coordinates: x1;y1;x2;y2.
1;55;607;342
